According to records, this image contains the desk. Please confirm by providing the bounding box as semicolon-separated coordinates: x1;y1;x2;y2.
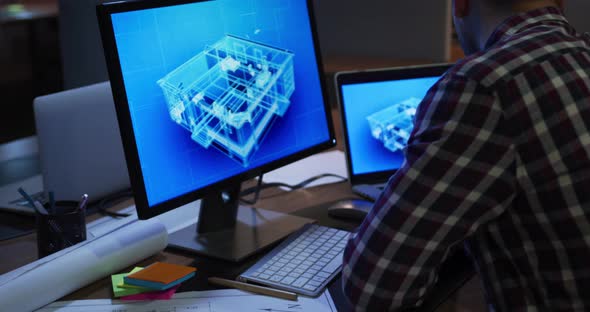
0;113;481;311
0;180;479;311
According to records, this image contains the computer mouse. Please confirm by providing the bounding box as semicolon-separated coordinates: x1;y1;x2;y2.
327;199;373;221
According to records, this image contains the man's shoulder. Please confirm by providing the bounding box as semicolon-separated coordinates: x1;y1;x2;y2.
449;43;530;89
450;26;588;89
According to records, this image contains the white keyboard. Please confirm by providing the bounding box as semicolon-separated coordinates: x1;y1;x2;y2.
238;224;350;297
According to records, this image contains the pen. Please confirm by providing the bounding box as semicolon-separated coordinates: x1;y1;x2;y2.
208;277;298;301
18;187;71;245
77;193;89;214
18;187;48;215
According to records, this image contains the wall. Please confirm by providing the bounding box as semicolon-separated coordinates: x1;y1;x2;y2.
565;0;590;33
312;0;452;64
0;2;62;143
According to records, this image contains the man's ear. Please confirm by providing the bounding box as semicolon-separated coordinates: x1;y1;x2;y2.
454;0;470;18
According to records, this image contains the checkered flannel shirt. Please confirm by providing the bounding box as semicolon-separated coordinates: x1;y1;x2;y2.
342;7;590;311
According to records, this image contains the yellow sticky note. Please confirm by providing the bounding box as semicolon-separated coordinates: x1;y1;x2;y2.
111;267;151;297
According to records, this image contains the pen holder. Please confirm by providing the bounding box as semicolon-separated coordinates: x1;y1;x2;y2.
36;200;87;258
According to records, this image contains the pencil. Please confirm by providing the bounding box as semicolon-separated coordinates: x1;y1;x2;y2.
208;277;298;301
18;187;48;215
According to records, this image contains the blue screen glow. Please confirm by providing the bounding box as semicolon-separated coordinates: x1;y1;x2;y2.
110;0;330;206
341;77;440;176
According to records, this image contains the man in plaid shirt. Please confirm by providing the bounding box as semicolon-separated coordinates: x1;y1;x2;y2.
342;0;590;310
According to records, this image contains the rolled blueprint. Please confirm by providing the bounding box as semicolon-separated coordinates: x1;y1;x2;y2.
0;219;168;312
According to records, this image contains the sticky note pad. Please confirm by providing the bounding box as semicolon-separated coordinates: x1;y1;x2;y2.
117;267;147;289
120;285;180;301
124;262;196;290
111;267;153;297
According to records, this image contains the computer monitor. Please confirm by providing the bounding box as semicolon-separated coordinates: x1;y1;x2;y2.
337;64;451;185
96;0;335;261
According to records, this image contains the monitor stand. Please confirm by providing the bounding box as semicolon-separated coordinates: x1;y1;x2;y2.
167;184;314;262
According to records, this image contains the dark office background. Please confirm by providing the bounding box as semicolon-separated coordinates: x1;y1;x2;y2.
0;0;588;144
1;1;588;311
0;0;62;144
0;0;456;145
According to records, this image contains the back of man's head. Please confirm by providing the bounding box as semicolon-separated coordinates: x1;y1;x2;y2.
453;0;564;54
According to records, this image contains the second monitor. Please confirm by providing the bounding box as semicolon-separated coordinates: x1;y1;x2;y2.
335;63;452;201
97;0;335;261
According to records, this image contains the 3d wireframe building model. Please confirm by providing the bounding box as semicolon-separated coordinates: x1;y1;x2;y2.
157;35;295;167
367;97;420;153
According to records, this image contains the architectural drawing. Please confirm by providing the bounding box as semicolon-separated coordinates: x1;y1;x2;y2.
157;35;295;167
36;289;335;312
367;97;420;153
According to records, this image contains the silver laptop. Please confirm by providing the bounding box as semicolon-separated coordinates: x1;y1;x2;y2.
335;63;451;201
0;137;43;214
0;81;130;214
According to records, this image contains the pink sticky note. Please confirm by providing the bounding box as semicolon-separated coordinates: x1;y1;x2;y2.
120;285;180;301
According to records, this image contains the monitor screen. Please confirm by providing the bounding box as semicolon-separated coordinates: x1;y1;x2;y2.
97;0;335;260
342;77;439;176
336;64;451;185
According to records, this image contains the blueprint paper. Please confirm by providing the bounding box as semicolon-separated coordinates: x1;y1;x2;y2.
85;206;138;239
0;217;136;288
0;219;168;312
119;284;180;301
37;289;337;312
84;200;200;237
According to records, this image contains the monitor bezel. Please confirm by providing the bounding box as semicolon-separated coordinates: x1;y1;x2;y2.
97;0;336;220
335;63;452;185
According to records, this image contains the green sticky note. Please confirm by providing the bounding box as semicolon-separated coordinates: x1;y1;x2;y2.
117;267;147;289
111;267;152;297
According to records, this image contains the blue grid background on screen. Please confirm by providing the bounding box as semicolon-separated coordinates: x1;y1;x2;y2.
341;77;440;176
111;0;329;206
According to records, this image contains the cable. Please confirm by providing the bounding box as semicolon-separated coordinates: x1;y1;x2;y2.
91;173;347;215
240;174;265;205
94;188;134;218
239;173;347;204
